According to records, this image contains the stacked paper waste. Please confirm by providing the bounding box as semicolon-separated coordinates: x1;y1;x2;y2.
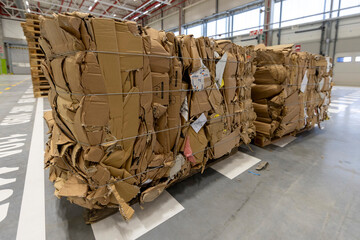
39;12;256;220
252;44;332;146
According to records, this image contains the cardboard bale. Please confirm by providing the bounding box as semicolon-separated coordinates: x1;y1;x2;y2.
40;13;257;220
252;44;332;144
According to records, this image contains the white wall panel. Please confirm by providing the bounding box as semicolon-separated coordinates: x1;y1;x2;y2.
333;51;360;86
337;18;360;40
184;0;216;24
148;21;162;30
218;0;254;13
2;19;25;40
164;13;180;30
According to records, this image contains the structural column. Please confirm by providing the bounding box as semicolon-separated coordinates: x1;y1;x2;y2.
0;20;7;74
263;0;274;46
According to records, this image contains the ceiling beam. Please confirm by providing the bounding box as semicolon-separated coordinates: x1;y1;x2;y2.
94;0;146;14
59;0;64;13
14;0;25;18
67;0;72;11
78;0;85;9
31;0;125;20
124;0;171;20
89;1;99;11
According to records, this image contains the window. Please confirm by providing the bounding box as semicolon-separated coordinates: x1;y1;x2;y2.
233;7;264;36
186;25;202;38
173;31;179;36
206;18;228;39
273;0;325;28
215;18;227;38
355;56;360;62
324;0;359;18
339;0;360;17
337;57;352;63
207;21;216;37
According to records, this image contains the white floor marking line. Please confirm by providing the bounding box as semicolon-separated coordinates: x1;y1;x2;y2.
0;203;10;222
332;100;354;104
329;103;348;109
0;177;16;186
272;135;297;148
92;191;184;240
339;97;358;101
0;189;13;202
211;151;261;179
328;108;341;113
16;98;45;240
0;167;19;175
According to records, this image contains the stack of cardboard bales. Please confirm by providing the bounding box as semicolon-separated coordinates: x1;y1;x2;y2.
308;54;332;125
21;13;50;97
252;44;332;146
39;12;256;220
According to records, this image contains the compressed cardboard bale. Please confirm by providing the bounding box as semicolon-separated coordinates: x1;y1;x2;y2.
252;44;332;145
39;12;257;220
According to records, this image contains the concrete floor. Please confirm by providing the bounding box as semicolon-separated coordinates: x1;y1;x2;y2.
0;75;360;240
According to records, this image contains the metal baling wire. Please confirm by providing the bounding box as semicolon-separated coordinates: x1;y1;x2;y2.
57;106;323;190
51;108;256;187
66;129;251;190
49;51;327;172
46;45;329;199
53;109;254;147
47;90;327;147
46;92;326;147
49;49;322;69
53;84;250;96
52;82;324;97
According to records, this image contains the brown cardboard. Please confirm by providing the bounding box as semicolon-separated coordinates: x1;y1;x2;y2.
152;72;170;105
213;128;240;159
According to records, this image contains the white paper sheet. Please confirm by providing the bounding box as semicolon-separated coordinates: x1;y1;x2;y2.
300;70;308;93
189;65;210;91
180;98;188;121
191;113;207;133
215;52;227;88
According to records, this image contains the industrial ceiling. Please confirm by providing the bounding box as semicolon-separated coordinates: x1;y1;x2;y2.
0;0;173;22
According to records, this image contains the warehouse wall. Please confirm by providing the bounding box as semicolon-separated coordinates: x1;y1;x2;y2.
148;0;256;30
1;19;25;40
1;19;29;74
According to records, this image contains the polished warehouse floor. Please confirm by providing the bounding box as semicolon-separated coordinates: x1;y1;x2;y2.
1;75;360;240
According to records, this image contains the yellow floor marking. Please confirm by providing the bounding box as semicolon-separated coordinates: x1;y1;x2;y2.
0;92;2;94
5;87;11;90
12;84;16;87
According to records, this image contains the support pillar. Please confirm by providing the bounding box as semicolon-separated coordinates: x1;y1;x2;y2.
263;0;274;46
0;20;8;74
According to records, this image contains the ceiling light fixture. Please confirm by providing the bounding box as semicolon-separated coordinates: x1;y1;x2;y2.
134;16;139;20
27;8;30;12
88;6;92;10
25;1;29;5
143;10;149;14
154;3;161;8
